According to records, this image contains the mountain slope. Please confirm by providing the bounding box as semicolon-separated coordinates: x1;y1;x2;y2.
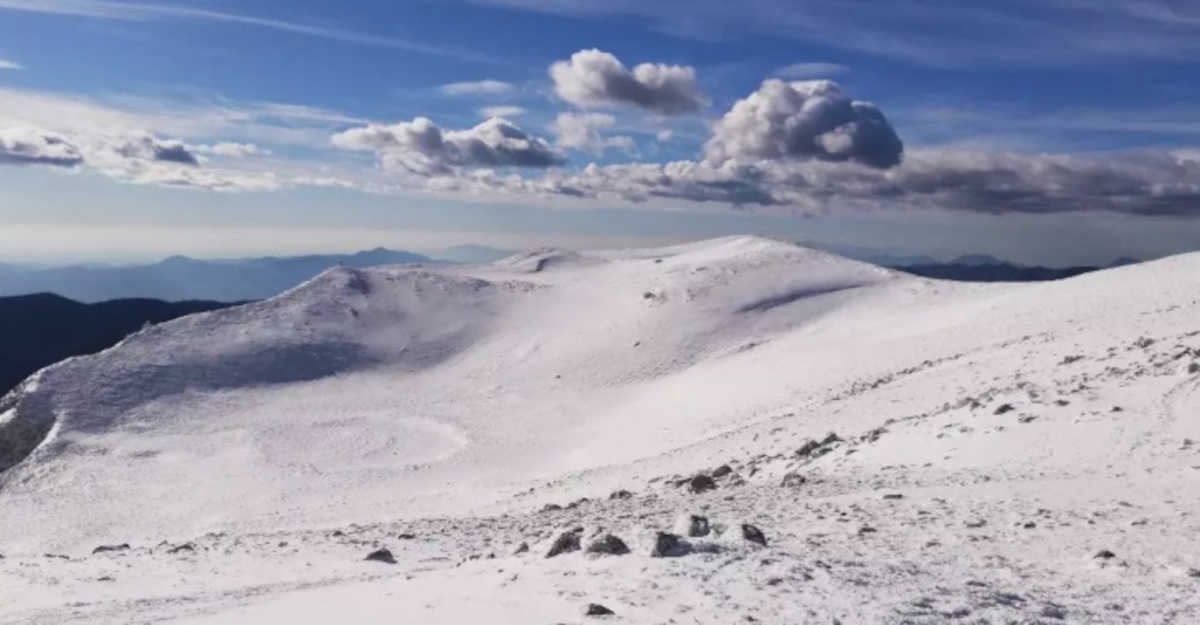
1;236;1198;624
0;248;434;302
0;293;240;397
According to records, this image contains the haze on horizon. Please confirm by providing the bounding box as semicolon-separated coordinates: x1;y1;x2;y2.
1;0;1199;265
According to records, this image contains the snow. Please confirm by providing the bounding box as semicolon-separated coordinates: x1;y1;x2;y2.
2;235;1199;623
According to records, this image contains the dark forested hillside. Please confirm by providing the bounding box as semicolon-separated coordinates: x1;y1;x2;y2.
0;293;239;396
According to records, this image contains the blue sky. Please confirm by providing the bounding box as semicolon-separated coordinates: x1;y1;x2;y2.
1;0;1199;264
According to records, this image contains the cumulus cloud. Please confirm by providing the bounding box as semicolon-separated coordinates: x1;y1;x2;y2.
331;116;564;175
551;112;634;154
478;105;527;118
704;79;903;169
549;49;706;115
0;127;84;166
773;62;849;79
0;59;23;71
437;79;515;96
0;125;282;191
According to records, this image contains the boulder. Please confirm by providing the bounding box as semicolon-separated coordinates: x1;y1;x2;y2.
650;532;691;557
545;528;583;558
741;524;767;547
585;534;630;556
688;474;716;494
364;548;396;564
711;464;733;478
585;603;615;616
675;514;710;537
92;543;130;554
780;472;806;488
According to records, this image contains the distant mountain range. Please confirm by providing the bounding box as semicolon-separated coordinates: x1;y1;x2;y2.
0;293;239;397
0;248;435;302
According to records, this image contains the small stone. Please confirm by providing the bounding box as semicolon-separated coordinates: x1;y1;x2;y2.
585;534;630;556
964;519;987;528
882;493;904;500
857;525;877;535
513;542;529;555
1018;415;1037;423
796;440;822;457
1188;362;1200;374
364;548;396;564
545;529;582;558
650;532;689;557
1186;568;1200;578
541;503;562;512
1023;522;1037;529
820;432;841;445
780;472;806;488
741;524;767;546
608;489;633;500
1041;605;1067;620
1094;549;1117;560
683;515;710;537
585;603;615;616
397;533;417;540
994;403;1015;415
167;543;194;554
688;474;717;494
92;543;130;554
711;464;733;478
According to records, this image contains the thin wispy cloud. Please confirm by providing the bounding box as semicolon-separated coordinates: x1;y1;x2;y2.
478;105;527;118
438;80;516;96
0;0;504;65
0;59;24;70
773;62;848;79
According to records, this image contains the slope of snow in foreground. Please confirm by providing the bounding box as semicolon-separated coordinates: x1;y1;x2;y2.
1;235;1198;624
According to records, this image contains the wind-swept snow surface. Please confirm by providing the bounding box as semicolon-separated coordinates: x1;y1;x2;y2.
1;235;1198;623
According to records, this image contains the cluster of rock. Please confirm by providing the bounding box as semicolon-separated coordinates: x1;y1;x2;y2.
539;514;767;561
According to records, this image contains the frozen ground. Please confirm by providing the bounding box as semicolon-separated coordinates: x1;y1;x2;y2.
1;235;1198;623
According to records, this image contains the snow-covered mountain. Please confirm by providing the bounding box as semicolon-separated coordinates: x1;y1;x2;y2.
2;235;1198;624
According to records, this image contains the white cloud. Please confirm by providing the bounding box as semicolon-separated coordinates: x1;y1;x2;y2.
773;62;848;79
551;112;634;154
478;105;527;118
437;79;516;96
549;49;706;115
332;116;564;175
0;126;83;166
656;129;673;142
703;79;903;169
189;142;268;157
0;59;23;70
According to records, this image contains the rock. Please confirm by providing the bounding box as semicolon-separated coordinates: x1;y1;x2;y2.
857;525;877;535
1018;415;1037;423
796;440;822;457
364;548;396;564
1094;549;1117;560
585;534;630;556
711;464;733;478
608;489;633;500
820;432;841;445
741;524;767;546
513;542;530;555
545;528;582;558
1041;605;1068;620
650;532;690;557
679;514;710;537
688;474;716;494
92;543;130;554
397;533;417;540
1186;568;1200;578
994;403;1015;415
780;472;806;488
882;493;904;500
585;603;615;616
1189;362;1200;374
541;503;562;512
167;543;195;554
